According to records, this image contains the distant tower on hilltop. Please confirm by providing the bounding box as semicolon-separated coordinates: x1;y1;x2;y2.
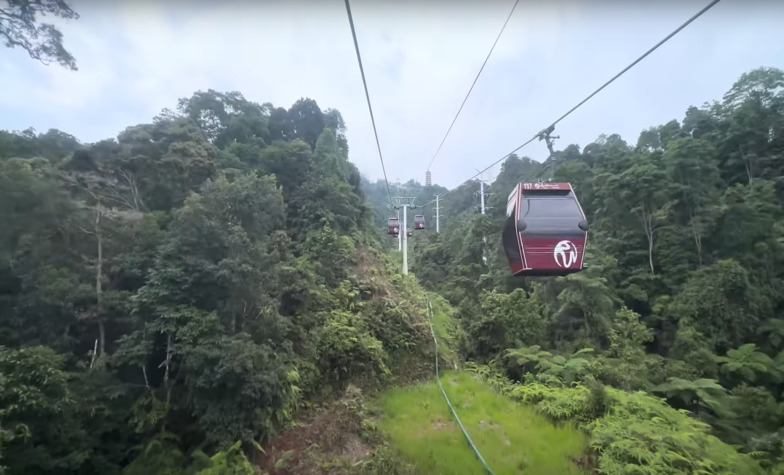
425;170;432;187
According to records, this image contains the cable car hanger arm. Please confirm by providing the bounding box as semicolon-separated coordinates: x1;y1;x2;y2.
422;0;722;208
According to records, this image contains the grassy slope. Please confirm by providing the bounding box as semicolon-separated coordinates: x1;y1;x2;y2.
379;371;588;474
373;273;588;473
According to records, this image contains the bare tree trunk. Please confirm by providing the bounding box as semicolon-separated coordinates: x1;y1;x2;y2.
95;205;105;358
739;146;753;184
641;206;655;275
142;364;151;391
164;333;173;407
583;309;591;337
89;338;98;369
119;168;145;211
159;332;174;435
98;321;105;360
679;180;699;267
690;219;703;266
240;300;248;333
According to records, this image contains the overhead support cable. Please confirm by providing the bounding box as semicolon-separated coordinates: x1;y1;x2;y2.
424;0;722;207
344;0;394;205
425;0;521;173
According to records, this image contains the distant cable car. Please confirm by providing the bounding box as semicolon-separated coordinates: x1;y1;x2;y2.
502;182;588;276
407;228;413;237
388;217;400;235
414;214;425;230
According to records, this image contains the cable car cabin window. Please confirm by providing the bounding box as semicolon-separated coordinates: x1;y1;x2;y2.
503;209;522;265
503;191;522;265
506;192;516;217
520;195;583;236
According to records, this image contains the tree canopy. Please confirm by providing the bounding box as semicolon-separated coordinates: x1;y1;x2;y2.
0;0;79;69
4;18;784;469
363;65;784;473
0;90;437;473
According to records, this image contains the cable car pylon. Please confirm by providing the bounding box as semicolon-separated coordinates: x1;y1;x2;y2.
475;171;492;264
474;169;493;215
397;209;401;251
392;196;417;275
434;195;440;233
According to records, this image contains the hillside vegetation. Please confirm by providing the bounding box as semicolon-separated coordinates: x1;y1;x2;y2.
0;93;441;474
364;66;784;473
3;4;784;470
380;370;587;474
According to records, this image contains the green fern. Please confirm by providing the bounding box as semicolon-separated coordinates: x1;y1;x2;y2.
717;344;773;383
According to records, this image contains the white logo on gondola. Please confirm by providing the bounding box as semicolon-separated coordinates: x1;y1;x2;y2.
554;240;578;268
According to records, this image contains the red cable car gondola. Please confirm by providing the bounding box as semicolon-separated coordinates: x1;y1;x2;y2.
388;217;400;235
414;214;425;230
502;182;588;276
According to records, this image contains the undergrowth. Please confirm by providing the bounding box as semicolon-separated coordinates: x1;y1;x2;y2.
378;370;587;474
466;363;766;475
426;292;463;369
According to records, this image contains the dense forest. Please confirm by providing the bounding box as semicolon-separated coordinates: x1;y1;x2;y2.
0;91;446;473
5;1;784;473
365;66;784;473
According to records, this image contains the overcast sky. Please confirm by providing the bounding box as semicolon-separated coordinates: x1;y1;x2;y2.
1;0;782;189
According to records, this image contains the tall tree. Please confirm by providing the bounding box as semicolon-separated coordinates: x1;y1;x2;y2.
0;0;79;69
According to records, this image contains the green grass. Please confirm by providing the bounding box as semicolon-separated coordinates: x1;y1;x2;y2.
379;371;588;474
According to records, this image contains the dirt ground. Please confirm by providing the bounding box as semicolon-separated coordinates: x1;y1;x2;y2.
253;388;373;474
